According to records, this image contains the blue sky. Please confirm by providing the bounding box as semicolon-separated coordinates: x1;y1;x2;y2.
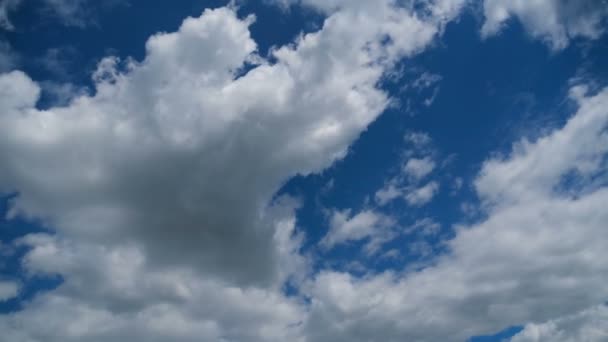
0;1;607;341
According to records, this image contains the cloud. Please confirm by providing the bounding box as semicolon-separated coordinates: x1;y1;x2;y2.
404;181;440;206
0;233;305;342
481;0;608;50
510;305;608;342
406;218;441;236
0;5;384;287
0;40;17;72
403;157;436;181
305;86;608;341
0;0;21;30
375;132;441;207
321;209;396;255
0;280;19;301
0;1;468;340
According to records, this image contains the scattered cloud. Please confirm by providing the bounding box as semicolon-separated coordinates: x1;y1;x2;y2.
305;86;608;341
403;157;436;181
321;209;396;255
510;305;608;342
482;0;608;50
0;280;19;301
404;181;440;206
375;131;442;207
1;0;606;340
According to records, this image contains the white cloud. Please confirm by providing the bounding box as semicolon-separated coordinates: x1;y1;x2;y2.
403;157;436;181
305;86;608;341
0;6;379;287
404;181;440;206
411;72;442;90
41;0;92;26
1;1;605;340
375;131;441;207
0;0;457;285
406;218;441;236
321;209;396;255
0;233;305;342
0;1;468;341
0;281;19;301
375;183;403;206
404;130;433;149
510;305;608;342
482;0;608;50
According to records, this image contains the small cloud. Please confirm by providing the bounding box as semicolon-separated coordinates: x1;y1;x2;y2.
403;157;436;181
321;209;397;256
0;280;19;301
406;218;441;236
404;181;439;207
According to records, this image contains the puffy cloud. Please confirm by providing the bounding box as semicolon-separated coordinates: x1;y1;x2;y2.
404;130;433;148
481;0;608;50
0;0;457;286
0;280;19;301
476;85;608;206
321;209;396;255
406;218;441;236
0;1;468;340
404;181;440;206
0;6;372;287
510;305;608;342
375;133;440;207
403;157;436;181
305;86;608;341
0;234;305;342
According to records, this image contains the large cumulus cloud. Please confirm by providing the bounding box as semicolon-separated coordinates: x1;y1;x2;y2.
0;3;441;286
1;0;607;341
0;1;464;341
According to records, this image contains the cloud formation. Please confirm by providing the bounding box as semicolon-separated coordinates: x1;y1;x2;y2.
321;209;396;255
511;305;608;342
305;86;608;341
0;1;467;341
0;280;19;301
1;1;607;341
482;0;608;50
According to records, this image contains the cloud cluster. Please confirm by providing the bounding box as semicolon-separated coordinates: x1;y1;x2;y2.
511;305;608;342
482;0;608;50
305;86;608;341
321;209;396;255
375;132;441;206
0;1;466;341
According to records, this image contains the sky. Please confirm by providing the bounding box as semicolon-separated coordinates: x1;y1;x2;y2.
0;0;607;341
